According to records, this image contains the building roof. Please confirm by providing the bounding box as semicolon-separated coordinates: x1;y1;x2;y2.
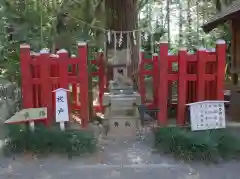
202;0;240;33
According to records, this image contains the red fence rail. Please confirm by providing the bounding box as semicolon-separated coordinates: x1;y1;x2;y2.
138;40;226;125
20;43;105;128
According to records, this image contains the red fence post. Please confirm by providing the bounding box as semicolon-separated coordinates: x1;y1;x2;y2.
39;49;52;125
139;49;146;103
158;42;169;125
78;42;89;128
98;49;105;112
152;53;159;108
197;48;207;101
216;40;226;100
57;49;70;122
49;54;59;121
177;48;187;125
20;44;34;109
71;54;78;108
167;52;173;107
58;50;69;91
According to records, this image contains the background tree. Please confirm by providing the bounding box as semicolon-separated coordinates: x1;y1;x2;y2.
0;0;232;84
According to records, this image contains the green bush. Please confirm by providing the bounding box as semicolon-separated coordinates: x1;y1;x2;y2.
2;124;97;157
154;127;240;162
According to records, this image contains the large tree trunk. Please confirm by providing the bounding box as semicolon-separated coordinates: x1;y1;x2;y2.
186;0;192;50
105;0;138;85
166;0;170;44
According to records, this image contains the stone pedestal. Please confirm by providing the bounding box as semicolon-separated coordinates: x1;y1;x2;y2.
102;80;141;139
108;116;138;139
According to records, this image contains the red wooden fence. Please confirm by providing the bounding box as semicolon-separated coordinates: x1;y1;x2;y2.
20;42;105;128
20;40;226;128
138;40;226;125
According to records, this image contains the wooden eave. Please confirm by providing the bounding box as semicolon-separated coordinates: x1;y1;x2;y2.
202;1;240;33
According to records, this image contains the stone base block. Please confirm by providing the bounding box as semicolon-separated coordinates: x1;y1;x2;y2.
107;117;137;139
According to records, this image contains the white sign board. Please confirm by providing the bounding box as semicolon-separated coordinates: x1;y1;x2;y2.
186;100;228;131
53;88;69;123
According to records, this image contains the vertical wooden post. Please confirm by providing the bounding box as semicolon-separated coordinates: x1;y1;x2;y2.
216;40;226;100
139;50;146;103
158;42;169;125
152;53;159;108
50;54;59;78
39;48;52;125
177;48;187;125
20;44;33;109
98;49;105;112
197;47;207;101
167;52;173;108
78;42;89;128
71;63;77;108
57;49;70;119
49;54;59;121
58;50;69;90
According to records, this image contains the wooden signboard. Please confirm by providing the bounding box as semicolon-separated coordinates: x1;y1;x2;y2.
5;107;47;131
53;88;70;130
186;101;228;131
5;107;47;124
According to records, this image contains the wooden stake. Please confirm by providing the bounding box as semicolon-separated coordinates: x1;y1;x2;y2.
29;121;35;132
60;122;65;131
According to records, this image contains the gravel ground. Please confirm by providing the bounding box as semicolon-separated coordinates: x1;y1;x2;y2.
1;129;240;179
0;82;240;179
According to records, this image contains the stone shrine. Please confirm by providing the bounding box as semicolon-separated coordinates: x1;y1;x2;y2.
102;55;141;138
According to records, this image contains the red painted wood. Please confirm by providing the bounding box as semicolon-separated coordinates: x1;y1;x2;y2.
144;59;152;63
152;54;159;108
168;55;178;63
72;64;77;108
50;56;58;118
208;55;216;62
216;41;226;100
58;51;70;122
177;49;187;125
211;62;217;99
167;56;173;108
158;43;169;125
39;52;52;125
142;70;153;75
92;72;100;76
196;49;206;101
98;51;105;112
20;45;33;109
19;41;226;128
78;44;89;128
90;60;98;65
145;43;225;125
32;60;40;108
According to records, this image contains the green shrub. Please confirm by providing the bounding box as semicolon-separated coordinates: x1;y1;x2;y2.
154;127;240;162
3;123;97;157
